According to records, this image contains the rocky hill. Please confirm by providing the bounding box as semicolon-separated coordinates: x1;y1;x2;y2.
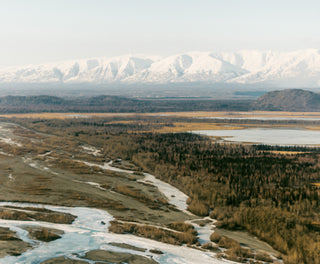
252;89;320;111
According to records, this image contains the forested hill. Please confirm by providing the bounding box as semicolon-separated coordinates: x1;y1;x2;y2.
0;95;251;113
1;89;320;113
252;89;320;111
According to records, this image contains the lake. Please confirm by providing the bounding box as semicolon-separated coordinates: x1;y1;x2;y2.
192;128;320;146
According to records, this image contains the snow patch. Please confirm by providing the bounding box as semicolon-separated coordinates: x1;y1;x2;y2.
139;174;189;212
81;145;102;157
0;137;22;147
76;160;189;212
0;202;230;264
23;157;59;175
8;174;14;181
0;151;13;157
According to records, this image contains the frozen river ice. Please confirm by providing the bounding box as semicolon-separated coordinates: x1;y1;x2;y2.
0;202;229;264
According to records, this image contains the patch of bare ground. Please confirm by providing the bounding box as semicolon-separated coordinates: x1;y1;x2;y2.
214;228;279;256
40;257;88;264
0;207;76;224
24;226;64;242
211;232;276;263
110;242;146;252
83;249;159;264
113;185;168;209
111;159;142;171
109;220;197;245
149;249;163;254
0;227;31;258
201;242;220;252
12;126;46;140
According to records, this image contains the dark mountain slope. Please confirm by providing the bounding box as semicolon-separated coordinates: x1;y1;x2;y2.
252;89;320;111
0;95;65;106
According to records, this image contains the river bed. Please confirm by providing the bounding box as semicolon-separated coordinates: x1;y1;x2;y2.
0;202;228;264
0;159;228;264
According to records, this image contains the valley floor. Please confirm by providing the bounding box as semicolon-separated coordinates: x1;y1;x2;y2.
0;112;318;263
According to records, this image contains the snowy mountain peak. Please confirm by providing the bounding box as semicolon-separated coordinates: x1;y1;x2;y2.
0;49;320;87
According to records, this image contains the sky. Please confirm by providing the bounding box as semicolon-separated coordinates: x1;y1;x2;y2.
0;0;319;67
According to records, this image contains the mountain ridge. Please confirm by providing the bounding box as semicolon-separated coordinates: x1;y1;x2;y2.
0;49;320;88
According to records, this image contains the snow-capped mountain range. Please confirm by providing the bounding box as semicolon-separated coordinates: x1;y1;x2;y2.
1;49;320;87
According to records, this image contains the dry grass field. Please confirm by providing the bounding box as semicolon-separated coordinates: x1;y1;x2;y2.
2;110;320;119
2;111;320;132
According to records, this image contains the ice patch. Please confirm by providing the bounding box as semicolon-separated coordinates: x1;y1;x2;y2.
73;179;107;191
187;217;216;245
38;151;52;157
23;157;59;175
0;137;22;147
0;202;229;264
81;145;102;157
0;151;13;157
76;160;189;212
8;173;14;181
140;174;188;212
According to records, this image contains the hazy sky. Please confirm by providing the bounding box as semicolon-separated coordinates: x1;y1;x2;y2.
0;0;319;66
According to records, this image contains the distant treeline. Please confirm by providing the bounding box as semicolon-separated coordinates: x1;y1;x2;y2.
0;95;252;113
1;88;320;113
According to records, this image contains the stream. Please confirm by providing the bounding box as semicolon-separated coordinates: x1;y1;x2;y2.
0;161;229;264
0;202;228;264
